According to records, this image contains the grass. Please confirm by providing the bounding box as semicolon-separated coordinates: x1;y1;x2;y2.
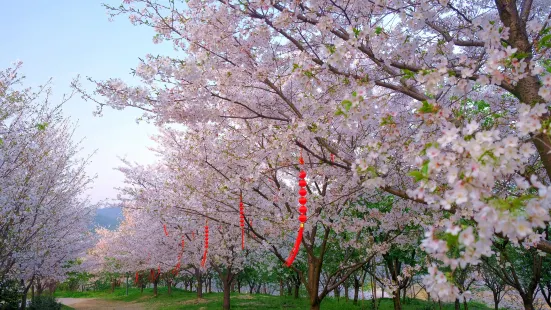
54;287;495;310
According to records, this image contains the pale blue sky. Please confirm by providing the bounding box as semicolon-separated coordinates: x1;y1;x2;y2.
0;1;174;203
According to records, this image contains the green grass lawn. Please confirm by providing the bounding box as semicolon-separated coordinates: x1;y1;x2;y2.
54;287;494;310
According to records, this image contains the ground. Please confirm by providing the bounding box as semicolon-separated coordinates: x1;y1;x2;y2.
54;287;497;310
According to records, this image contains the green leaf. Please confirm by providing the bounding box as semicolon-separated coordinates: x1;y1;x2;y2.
408;171;425;182
375;27;383;35
341;100;353;112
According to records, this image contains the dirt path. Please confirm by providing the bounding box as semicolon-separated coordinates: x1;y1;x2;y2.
58;298;146;310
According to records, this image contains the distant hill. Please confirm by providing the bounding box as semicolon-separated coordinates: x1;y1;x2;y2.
94;207;123;230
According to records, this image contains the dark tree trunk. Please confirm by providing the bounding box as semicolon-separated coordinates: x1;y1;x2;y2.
20;280;32;310
294;282;300;298
353;277;359;305
36;279;43;297
167;280;172;296
344;283;349;301
195;268;203;299
223;280;231;310
208;277;212;293
334;285;340;299
522;298;535;310
455;298;461;310
153;279;158;297
392;290;402;310
463;298;469;310
493;291;500;310
280;279;284;296
306;256;322;310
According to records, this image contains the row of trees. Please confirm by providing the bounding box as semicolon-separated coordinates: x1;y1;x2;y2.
0;63;94;309
80;0;551;309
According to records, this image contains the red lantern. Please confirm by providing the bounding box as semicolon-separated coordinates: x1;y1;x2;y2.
163;224;169;237
285;152;308;267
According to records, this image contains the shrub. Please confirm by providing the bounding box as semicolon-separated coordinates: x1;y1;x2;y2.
0;279;21;310
28;296;62;310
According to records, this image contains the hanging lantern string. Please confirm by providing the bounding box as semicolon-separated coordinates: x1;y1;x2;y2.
240;191;245;250
174;235;185;275
201;219;209;267
134;271;139;285
285;151;308;267
163;223;169;237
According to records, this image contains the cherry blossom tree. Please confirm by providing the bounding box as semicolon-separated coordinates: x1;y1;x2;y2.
77;0;551;306
0;63;95;308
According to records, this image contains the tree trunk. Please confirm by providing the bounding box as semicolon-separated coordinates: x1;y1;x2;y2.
280;279;284;296
455;298;461;310
237;280;241;293
195;268;203;299
221;271;233;310
493;291;500;310
463;298;469;310
36;279;43;297
522;299;535;310
126;273;129;296
353;277;359;305
392;289;402;310
21;276;36;310
334;285;340;299
153;279;158;297
168;280;172;296
208;277;212;293
344;283;349;301
111;277;115;293
287;282;292;296
306;256;322;310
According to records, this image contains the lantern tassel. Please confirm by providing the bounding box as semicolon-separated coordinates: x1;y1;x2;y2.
285;225;304;267
201;249;208;267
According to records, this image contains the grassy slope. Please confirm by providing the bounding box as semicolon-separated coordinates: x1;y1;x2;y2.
55;287;494;310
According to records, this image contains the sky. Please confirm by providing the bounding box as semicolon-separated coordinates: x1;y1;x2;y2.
0;1;175;204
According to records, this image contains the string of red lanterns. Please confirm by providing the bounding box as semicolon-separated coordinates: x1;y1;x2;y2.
240;192;245;250
201;220;209;267
173;235;185;275
284;151;308;267
163;224;169;236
